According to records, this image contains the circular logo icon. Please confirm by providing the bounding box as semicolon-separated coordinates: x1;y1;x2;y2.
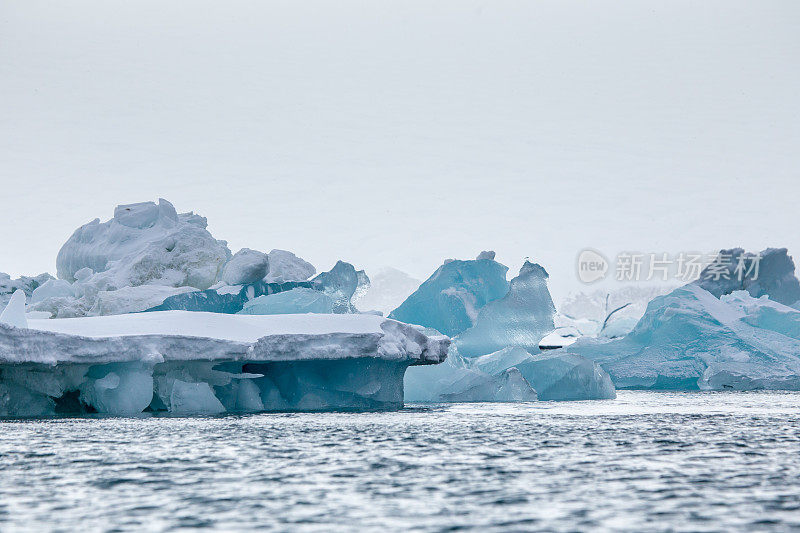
577;249;608;283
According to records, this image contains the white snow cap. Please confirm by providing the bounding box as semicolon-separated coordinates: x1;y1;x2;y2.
0;290;28;329
222;248;269;285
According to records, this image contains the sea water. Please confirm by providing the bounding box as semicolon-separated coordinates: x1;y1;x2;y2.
1;391;798;531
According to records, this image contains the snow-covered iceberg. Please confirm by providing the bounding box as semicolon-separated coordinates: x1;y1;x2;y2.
56;199;230;288
0;311;448;417
1;272;53;307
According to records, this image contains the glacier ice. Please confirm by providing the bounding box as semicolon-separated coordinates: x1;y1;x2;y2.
0;312;448;416
0;290;27;329
557;285;677;339
222;248;269;285
25;199;327;319
564;284;800;390
353;267;421;315
312;261;368;313
30;199;231;318
0;272;53;307
56;198;230;289
146;280;316;314
149;260;365;316
30;279;76;304
454;261;556;357
239;288;336;315
695;247;800;306
396;254;606;402
265;249;316;283
405;345;614;402
389;253;510;337
440;366;538;402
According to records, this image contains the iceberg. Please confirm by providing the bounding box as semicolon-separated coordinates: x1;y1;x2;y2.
389;253;510;337
0;290;27;329
56;199;230;289
30;279;76;304
0;272;53;307
694;248;800;306
312;261;368;313
405;345;614;402
145;281;317;314
404;346;536;402
238;288;336;315
564;284;800;390
0;310;448;417
353;267;421;315
265;249;316;283
557;284;677;338
221;248;269;285
30;199;231;318
454;261;556;357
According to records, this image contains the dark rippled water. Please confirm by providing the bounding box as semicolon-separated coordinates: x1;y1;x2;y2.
1;391;799;532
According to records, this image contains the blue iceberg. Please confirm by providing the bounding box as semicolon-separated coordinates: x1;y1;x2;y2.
389;254;509;337
454;261;556;357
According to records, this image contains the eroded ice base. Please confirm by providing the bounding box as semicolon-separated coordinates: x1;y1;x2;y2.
0;312;448;417
1;358;411;417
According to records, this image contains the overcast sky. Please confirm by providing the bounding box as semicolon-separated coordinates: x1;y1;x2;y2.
1;1;798;300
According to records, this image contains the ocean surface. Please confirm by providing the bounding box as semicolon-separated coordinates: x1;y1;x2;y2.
1;391;799;532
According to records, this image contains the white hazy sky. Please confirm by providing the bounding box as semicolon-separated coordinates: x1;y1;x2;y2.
1;1;798;301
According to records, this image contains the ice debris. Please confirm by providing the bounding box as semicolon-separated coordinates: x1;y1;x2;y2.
0;290;27;329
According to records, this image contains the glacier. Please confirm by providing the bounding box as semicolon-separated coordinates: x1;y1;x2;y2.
0;310;448;417
389;253;510;337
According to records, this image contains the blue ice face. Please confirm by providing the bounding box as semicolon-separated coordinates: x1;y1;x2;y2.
312;261;369;313
238;288;336;315
389;259;510;337
454;261;556;358
145;281;317;314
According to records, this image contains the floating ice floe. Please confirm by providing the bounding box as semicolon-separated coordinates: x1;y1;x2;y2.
404;345;615;402
0;310;448;417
